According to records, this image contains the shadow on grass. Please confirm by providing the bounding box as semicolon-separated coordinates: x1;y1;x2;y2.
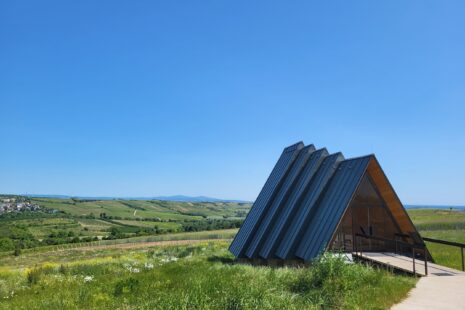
207;255;235;264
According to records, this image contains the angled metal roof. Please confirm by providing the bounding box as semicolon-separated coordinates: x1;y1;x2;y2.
294;156;371;260
258;148;329;259
229;141;383;262
244;144;316;258
275;151;344;259
229;142;304;257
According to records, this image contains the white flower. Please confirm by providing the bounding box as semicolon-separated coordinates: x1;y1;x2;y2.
159;256;178;264
144;263;154;269
83;276;94;282
131;268;140;273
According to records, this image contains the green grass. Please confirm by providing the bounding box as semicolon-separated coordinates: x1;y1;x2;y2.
421;229;465;271
0;217;115;241
408;209;465;231
111;219;182;231
14;218;82;238
408;209;465;270
0;229;239;264
0;241;415;310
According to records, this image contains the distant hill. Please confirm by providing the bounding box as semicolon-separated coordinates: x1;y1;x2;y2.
24;194;252;203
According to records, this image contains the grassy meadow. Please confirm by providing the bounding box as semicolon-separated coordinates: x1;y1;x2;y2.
407;208;465;270
0;241;415;310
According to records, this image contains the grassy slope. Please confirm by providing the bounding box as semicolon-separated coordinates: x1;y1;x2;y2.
0;241;415;310
30;198;250;220
0;229;239;266
0;198;251;242
408;209;465;270
111;219;181;230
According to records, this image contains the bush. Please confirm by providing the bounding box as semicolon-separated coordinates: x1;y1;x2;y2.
0;237;15;251
27;268;42;285
113;277;139;297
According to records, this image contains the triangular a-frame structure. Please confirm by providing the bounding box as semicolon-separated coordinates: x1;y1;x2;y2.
230;142;428;263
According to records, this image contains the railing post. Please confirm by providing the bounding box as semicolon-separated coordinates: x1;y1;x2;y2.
461;246;464;272
424;247;428;276
354;235;357;256
359;238;363;257
412;247;416;275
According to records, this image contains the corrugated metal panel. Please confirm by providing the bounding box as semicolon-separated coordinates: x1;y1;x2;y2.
243;145;316;258
295;156;372;261
258;148;329;259
229;142;304;257
275;152;344;259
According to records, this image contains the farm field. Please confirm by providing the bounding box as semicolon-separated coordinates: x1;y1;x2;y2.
29;197;250;220
0;196;250;252
111;219;182;230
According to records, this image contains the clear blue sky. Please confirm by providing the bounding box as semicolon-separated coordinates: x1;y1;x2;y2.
1;1;464;205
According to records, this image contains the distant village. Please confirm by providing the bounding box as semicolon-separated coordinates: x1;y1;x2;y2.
0;197;41;214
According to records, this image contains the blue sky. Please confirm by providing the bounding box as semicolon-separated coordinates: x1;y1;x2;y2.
1;1;464;204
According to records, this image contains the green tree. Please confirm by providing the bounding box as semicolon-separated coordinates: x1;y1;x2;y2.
0;237;15;251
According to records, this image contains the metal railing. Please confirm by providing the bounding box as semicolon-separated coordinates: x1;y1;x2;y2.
423;237;465;271
354;233;428;276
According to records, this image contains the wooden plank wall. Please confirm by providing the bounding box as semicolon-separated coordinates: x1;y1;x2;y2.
367;157;418;237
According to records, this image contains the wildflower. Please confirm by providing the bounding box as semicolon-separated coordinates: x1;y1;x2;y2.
144;263;154;269
159;256;179;264
84;276;94;282
131;268;140;273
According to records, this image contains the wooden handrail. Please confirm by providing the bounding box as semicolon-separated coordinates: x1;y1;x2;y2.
422;237;465;271
422;237;465;248
354;233;428;276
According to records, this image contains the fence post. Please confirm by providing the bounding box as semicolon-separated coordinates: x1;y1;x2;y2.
359;236;363;258
354;235;357;256
424;247;428;276
412;247;416;275
461;247;464;272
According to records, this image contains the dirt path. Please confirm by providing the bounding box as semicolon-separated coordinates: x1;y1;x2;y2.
76;238;228;251
392;274;465;310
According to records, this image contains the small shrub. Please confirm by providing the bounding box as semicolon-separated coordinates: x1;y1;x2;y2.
59;264;68;275
114;277;139;297
27;268;42;285
13;247;21;257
